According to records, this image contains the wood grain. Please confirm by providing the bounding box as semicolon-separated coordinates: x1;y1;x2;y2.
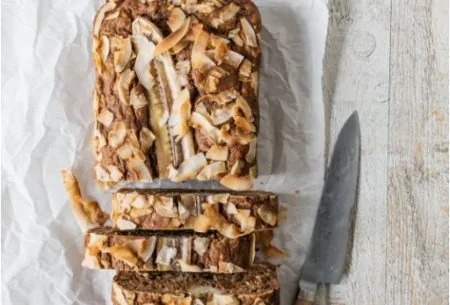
324;0;391;304
325;0;448;304
387;0;449;304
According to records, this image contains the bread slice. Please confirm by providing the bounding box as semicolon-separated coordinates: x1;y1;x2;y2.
112;189;278;238
92;0;262;191
112;264;279;305
83;228;255;273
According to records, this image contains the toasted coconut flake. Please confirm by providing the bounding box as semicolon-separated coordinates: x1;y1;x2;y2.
168;7;186;31
220;174;253;191
213;193;230;203
206;144;228;161
245;140;257;163
178;201;190;219
251;71;259;95
208;294;239;305
93;51;104;74
140;236;157;262
169;88;191;140
156;246;177;266
93;2;116;36
130;87;148;109
171;40;190;55
139;127;156;151
191;112;220;143
116;143;133;160
223;50;244;69
61;170;109;232
184;3;216;14
97;108;114;127
103;245;138;267
228;28;244;47
116;218;137;230
234;116;256;134
104;10;120;21
128;158;152;181
193;237;210;256
230;160;243;175
117;68;135;105
133;35;156;91
211;3;241;29
111;37;133;73
233;95;254;121
197;161;226;180
169;153;208;182
219;125;255;145
210;34;230;47
264;244;286;257
226;202;238;215
131;195;148;209
218;262;244;273
132;17;164;42
94;164;110;181
214;41;228;65
107;165;123;182
239;59;252;79
192;30;216;71
176;260;202;272
190;215;211;233
93;129;107;151
235;209;256;232
197;90;237;105
153;17;191;57
113;283;128;305
108;121;127;148
257;205;277;226
211;106;232;126
240;18;258;48
154;196;178;218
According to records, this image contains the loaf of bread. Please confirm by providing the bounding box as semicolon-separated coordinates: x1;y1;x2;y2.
112;189;278;238
92;0;262;190
112;264;280;305
83;228;255;273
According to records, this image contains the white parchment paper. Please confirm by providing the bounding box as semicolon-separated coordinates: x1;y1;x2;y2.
2;1;328;304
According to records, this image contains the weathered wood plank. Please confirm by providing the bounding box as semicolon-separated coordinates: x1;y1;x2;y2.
387;0;449;304
324;0;391;304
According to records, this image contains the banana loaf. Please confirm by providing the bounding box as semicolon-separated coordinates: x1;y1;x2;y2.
112;263;279;305
92;0;262;190
83;227;255;273
112;189;278;238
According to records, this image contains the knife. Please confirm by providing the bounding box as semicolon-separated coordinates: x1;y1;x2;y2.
296;111;360;305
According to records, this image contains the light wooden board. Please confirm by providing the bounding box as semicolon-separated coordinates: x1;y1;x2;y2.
324;0;449;304
387;0;449;304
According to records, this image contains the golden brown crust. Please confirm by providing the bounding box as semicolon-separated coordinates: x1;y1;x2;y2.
92;0;261;190
83;227;255;273
112;190;278;238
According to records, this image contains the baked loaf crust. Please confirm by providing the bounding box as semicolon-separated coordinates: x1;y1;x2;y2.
112;264;280;305
92;0;262;190
112;189;278;238
83;228;255;273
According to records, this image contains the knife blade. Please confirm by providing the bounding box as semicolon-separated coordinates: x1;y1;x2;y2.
296;111;360;304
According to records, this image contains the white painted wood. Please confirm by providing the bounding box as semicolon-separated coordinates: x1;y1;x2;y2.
387;0;449;304
324;0;448;304
324;0;391;304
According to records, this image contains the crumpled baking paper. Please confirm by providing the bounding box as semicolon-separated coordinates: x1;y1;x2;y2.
1;0;328;304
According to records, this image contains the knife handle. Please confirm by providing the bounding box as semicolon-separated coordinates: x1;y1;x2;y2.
295;299;314;305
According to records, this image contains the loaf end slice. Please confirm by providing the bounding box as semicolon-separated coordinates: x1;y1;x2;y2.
92;0;262;190
112;264;280;305
83;227;255;273
112;189;278;238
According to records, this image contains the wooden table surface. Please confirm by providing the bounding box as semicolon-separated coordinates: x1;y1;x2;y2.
323;0;449;304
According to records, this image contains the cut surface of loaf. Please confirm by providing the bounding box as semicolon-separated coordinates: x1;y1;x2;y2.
112;189;278;238
83;227;255;273
112;264;279;305
92;0;262;190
